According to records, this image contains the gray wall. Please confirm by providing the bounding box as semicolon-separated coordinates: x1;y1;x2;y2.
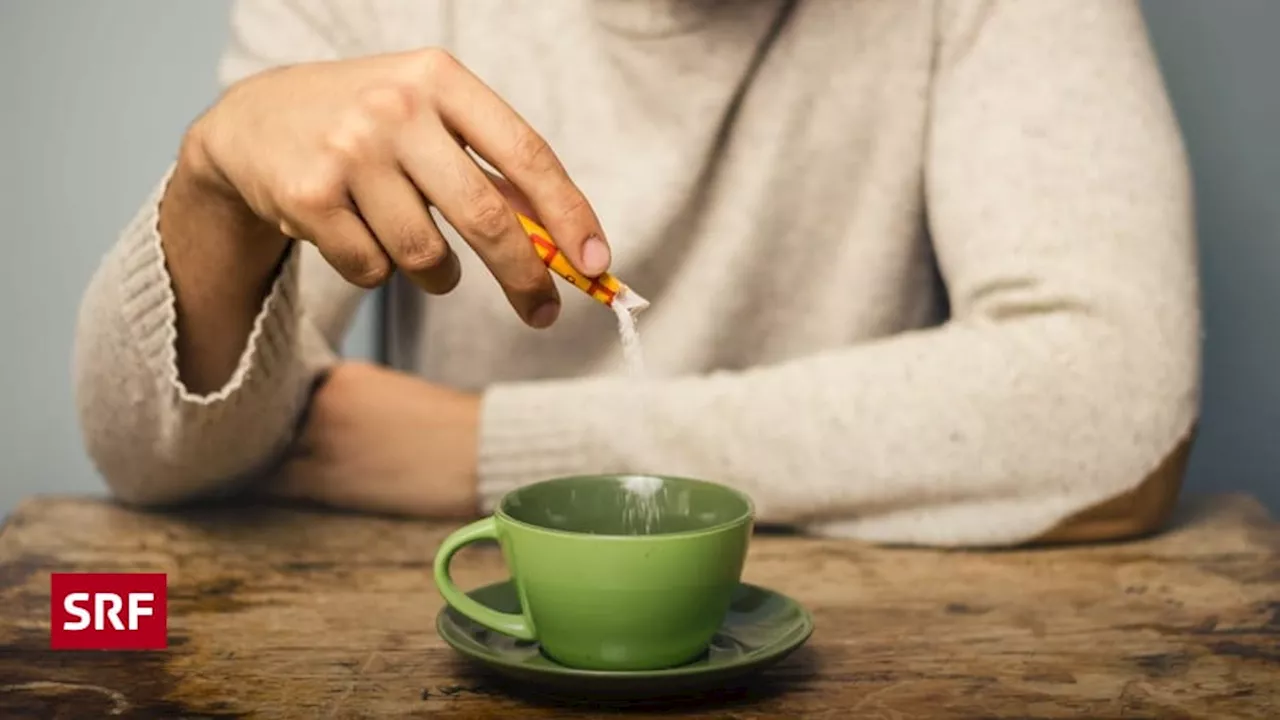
0;1;1274;516
1141;0;1280;510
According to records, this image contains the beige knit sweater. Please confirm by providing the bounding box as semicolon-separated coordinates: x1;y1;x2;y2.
73;0;1200;547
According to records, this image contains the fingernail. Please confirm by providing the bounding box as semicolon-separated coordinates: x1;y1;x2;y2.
530;300;560;329
581;235;610;276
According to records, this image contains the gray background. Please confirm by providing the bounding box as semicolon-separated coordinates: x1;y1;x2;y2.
0;1;1274;517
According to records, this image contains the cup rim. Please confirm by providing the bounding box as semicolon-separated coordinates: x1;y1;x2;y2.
495;474;756;541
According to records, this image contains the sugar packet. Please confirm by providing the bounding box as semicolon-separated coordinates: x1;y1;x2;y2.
516;213;649;315
517;213;648;375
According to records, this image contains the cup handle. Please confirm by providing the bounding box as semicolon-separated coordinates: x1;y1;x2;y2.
432;516;535;641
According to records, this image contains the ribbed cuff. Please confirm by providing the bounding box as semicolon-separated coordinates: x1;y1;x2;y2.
118;167;328;402
108;167;337;498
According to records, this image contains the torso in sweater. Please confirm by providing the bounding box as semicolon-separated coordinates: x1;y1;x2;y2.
74;0;1201;545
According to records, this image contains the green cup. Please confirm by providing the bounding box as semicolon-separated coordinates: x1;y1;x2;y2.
433;474;754;671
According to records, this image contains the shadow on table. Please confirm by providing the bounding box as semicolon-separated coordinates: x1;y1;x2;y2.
427;645;821;712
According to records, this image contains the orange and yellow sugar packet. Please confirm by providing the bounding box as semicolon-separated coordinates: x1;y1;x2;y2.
516;213;649;314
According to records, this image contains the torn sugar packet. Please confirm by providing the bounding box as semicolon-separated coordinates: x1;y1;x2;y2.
517;213;649;315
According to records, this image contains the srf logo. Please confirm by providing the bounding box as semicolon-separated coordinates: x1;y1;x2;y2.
49;573;168;650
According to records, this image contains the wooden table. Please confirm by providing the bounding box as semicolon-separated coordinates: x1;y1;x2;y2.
0;494;1276;719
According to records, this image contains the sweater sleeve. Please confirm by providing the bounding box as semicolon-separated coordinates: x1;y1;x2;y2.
73;0;369;506
476;0;1201;547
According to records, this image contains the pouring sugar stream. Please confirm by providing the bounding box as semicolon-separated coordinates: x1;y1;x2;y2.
518;214;660;531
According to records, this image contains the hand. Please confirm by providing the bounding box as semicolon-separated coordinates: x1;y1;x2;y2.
183;48;612;328
267;362;480;518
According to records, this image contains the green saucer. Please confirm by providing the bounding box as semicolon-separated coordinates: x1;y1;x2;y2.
435;581;814;699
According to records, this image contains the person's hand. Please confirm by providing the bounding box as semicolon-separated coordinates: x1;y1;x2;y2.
181;48;612;328
267;361;480;518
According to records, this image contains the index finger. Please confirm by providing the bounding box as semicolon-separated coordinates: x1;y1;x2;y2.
429;57;612;278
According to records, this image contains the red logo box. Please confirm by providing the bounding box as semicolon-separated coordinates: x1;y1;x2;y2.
49;573;168;650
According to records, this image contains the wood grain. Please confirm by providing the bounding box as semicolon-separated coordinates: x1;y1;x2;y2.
0;494;1276;719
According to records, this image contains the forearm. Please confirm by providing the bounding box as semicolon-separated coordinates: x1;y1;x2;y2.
477;312;1199;547
73;169;338;507
72;0;376;505
160;134;292;394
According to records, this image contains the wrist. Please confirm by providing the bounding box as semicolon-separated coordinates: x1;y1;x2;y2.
176;112;238;204
164;123;286;261
285;362;484;519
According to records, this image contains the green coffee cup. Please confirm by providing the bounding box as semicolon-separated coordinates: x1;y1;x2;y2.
433;474;755;671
